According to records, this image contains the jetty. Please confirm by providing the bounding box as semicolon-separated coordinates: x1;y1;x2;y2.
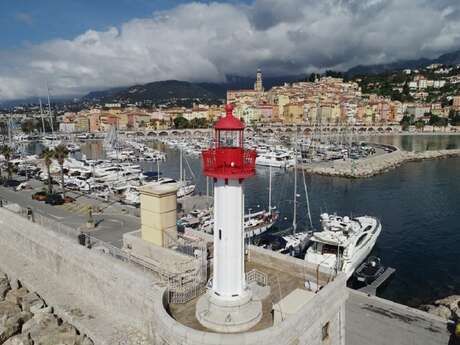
358;267;396;296
300;147;460;178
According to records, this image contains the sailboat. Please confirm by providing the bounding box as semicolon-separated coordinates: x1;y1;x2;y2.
257;130;311;254
145;147;195;199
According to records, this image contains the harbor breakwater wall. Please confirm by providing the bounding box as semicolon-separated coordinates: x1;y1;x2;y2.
0;207;452;345
0;207;160;345
301;148;460;178
0;206;349;345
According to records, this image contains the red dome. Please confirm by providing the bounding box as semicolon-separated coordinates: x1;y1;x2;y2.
214;104;245;130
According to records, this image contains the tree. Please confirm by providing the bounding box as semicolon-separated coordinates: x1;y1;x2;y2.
0;145;14;182
190;118;208;128
414;120;425;131
53;144;69;198
40;148;55;195
429;114;448;127
173;116;189;129
21;119;36;134
401;121;410;131
308;73;319;82
450;114;460;126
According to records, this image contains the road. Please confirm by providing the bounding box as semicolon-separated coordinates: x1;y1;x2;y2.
0;180;140;248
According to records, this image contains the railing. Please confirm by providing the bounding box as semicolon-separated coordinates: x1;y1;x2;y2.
246;269;268;287
202;148;256;179
1;200;207;304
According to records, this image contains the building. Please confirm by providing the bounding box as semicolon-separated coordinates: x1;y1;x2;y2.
254;68;264;92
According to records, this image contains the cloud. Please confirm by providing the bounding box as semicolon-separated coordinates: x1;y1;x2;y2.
2;0;460;101
15;12;33;25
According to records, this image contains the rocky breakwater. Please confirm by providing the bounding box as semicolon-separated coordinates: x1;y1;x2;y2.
421;295;460;322
0;271;93;345
301;148;460;178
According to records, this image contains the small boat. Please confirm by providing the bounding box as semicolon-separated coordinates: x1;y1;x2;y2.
353;256;385;285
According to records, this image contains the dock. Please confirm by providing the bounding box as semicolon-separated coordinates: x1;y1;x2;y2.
358;267;396;296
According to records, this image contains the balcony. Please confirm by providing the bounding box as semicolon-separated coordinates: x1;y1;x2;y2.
202;148;256;179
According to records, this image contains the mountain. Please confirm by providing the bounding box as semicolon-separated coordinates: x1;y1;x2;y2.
346;49;460;77
83;75;305;104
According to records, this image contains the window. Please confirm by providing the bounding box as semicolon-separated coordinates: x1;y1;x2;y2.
219;229;222;240
322;322;330;341
356;234;368;247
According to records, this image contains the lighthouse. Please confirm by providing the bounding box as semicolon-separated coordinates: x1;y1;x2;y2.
196;104;262;333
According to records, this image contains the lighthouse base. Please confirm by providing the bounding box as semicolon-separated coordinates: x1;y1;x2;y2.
196;289;262;333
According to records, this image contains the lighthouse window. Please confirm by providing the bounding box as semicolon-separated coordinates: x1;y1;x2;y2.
219;229;222;240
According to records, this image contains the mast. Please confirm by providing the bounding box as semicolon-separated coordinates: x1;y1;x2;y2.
179;147;183;182
7;116;12;147
268;164;272;212
156;159;160;182
292;126;298;233
46;84;54;137
39;99;46;134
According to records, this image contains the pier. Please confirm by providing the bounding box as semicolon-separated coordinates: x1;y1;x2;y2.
300;148;460;178
358;267;396;296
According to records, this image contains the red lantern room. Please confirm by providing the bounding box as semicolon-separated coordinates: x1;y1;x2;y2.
202;104;256;180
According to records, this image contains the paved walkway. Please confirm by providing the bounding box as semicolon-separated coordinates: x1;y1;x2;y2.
346;289;451;345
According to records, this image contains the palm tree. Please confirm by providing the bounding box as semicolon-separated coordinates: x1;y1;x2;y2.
53;144;69;198
0;145;14;182
40;148;55;195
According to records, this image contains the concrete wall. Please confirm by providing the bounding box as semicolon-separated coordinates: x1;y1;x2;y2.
152;273;348;345
248;245;334;285
0;208;449;345
0;208;161;344
123;230;195;275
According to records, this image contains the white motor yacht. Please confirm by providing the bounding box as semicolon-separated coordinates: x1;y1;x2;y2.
256;151;294;168
304;213;382;279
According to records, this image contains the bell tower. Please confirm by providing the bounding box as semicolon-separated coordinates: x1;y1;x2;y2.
254;68;264;92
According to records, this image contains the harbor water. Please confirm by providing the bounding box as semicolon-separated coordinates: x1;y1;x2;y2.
28;134;460;306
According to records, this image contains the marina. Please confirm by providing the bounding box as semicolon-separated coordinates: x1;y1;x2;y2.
1;132;460;306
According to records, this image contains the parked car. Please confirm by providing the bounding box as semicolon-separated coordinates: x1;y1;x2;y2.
45;194;64;206
63;196;76;204
32;191;48;201
2;180;21;188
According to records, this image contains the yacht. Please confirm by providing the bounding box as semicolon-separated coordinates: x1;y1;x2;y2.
256;151;294;168
304;213;382;279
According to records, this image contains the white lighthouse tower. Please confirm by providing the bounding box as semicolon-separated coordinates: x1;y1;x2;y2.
196;104;262;333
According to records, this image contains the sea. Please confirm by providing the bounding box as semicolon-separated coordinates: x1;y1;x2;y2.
26;134;460;306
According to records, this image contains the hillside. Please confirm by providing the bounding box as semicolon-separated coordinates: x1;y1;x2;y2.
346;50;460;77
83;75;304;104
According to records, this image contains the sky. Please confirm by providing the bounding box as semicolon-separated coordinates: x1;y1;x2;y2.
1;0;460;101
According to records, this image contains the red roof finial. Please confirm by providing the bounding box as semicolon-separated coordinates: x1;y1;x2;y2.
225;103;234;117
214;103;244;130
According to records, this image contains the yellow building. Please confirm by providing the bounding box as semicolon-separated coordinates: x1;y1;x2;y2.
283;102;304;124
